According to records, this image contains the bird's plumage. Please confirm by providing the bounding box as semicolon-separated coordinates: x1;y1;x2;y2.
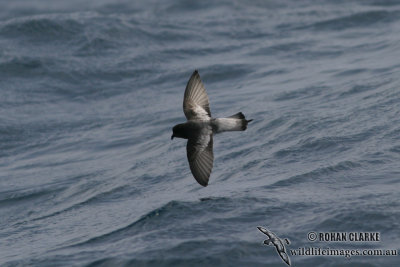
183;70;211;121
187;134;213;186
172;70;252;186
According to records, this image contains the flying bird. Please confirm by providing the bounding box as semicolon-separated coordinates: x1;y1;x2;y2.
257;226;291;266
171;70;252;187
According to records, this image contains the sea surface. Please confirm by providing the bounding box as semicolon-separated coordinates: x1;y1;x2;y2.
1;0;399;266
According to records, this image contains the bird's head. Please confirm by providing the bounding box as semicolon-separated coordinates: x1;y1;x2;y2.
171;123;188;140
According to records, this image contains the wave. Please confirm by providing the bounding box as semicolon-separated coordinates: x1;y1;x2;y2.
274;124;387;159
1;1;400;266
302;10;400;31
316;208;399;234
0;15;82;40
269;160;361;188
274;86;327;102
67;196;270;248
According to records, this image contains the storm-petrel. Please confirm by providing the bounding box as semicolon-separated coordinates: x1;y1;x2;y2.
171;70;252;186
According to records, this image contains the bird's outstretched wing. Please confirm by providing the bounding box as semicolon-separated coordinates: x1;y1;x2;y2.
279;251;291;266
186;134;213;186
183;70;211;121
257;226;273;239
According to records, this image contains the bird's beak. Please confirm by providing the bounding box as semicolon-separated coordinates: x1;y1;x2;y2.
171;134;174;140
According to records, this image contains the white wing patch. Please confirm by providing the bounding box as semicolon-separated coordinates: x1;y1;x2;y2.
186;102;211;121
183;70;211;121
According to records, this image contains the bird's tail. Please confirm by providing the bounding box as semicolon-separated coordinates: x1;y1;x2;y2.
214;112;253;132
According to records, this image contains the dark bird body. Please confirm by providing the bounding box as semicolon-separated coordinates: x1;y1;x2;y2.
171;70;252;186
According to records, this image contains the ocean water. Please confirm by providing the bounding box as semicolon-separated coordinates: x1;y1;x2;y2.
1;0;400;266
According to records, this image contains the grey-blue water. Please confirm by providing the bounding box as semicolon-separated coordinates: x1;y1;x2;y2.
1;0;399;266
